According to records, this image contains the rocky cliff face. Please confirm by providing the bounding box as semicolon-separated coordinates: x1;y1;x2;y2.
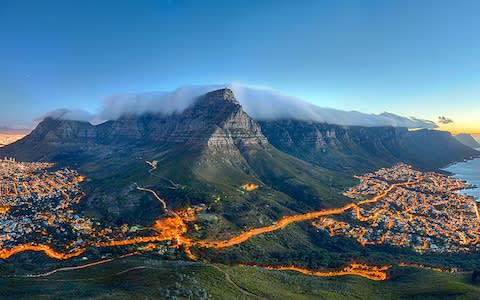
2;88;477;171
259;120;479;171
141;88;268;149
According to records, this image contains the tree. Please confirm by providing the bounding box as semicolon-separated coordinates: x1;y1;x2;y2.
472;270;480;284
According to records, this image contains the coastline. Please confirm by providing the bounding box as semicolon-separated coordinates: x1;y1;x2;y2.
443;149;480;201
442;147;480;170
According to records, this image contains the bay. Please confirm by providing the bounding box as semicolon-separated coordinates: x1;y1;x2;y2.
443;149;480;201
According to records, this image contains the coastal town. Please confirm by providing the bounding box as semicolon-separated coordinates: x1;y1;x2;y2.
0;157;97;258
0;157;201;260
313;164;480;253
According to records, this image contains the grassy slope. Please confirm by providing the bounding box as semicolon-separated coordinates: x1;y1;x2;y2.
241;146;354;209
1;256;479;299
25;142;480;276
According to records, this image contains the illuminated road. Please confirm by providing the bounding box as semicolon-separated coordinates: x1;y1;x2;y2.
260;263;390;281
196;179;419;249
90;173;423;281
1;160;461;283
0;244;84;260
138;161;418;252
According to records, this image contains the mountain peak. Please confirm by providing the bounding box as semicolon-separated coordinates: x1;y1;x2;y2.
180;88;268;150
203;88;240;105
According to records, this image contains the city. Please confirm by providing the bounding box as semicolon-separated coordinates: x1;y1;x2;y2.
0;157;202;260
0;157;92;259
313;164;480;253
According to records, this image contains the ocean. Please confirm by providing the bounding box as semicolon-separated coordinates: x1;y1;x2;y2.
443;149;480;201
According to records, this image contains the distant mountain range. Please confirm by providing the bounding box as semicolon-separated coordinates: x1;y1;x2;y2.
455;133;480;149
0;126;29;135
0;128;27;148
1;88;477;227
261;121;478;172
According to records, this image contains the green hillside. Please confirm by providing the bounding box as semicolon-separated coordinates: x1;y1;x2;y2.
2;256;479;299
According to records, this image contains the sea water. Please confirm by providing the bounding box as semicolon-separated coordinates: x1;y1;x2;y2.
443;149;480;201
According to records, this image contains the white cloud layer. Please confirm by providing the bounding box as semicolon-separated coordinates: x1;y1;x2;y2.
38;83;438;129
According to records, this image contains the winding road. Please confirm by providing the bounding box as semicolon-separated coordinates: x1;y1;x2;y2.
135;183;168;211
196;179;421;249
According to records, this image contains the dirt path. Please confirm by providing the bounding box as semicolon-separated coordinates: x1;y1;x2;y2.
135;183;168;211
148;168;181;190
211;265;269;300
22;253;137;278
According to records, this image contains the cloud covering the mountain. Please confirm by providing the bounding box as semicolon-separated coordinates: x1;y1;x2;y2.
39;84;438;129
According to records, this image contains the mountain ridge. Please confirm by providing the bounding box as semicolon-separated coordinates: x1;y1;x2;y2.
3;88;477;170
38;84;438;129
455;133;480;149
1;89;478;224
260;120;480;172
3;88;268;160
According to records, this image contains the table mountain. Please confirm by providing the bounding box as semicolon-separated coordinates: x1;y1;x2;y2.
1;88;477;228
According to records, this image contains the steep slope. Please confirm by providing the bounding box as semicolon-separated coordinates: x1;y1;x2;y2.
455;133;480;149
259;120;479;173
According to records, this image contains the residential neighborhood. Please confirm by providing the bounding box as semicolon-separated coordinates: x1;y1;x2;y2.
314;164;480;253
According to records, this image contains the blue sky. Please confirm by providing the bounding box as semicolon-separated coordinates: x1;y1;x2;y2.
0;0;479;132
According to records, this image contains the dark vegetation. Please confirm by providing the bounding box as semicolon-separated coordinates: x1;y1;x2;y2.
1;256;480;299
